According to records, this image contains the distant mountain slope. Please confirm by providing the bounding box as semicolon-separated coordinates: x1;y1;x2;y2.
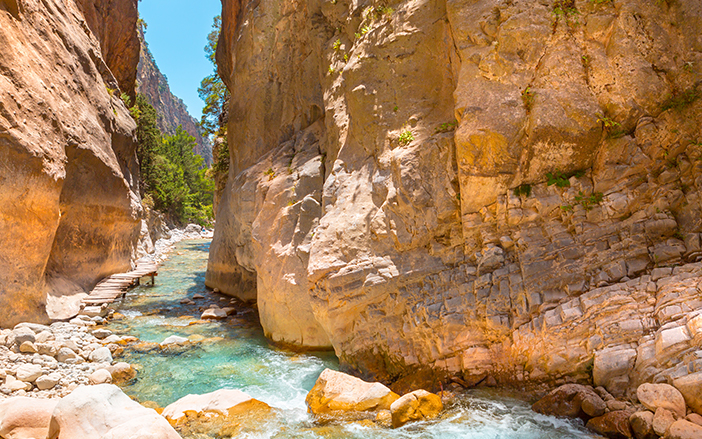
136;28;212;164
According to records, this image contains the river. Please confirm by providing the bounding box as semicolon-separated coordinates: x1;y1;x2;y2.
105;239;596;438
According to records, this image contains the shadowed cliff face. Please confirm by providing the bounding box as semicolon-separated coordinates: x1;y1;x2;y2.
0;0;141;326
209;0;702;392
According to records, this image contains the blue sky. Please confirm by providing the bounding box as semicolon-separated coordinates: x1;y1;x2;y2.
138;0;222;120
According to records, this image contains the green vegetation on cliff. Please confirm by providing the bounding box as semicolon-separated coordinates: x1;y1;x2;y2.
130;94;214;225
199;15;230;202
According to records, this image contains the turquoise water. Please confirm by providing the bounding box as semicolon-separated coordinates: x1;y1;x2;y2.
106;239;596;438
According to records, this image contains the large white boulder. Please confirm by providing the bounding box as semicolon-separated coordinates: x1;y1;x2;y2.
47;384;180;439
162;388;268;421
305;369;400;414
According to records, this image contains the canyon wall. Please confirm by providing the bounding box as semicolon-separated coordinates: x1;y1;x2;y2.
137;28;212;165
0;0;142;325
208;0;702;394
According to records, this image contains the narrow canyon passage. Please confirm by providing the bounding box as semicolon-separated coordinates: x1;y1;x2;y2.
104;239;596;438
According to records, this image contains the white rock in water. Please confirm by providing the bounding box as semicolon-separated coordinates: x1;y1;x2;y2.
162;388;264;421
88;347;113;364
160;335;189;346
16;364;42;383
201;308;227;319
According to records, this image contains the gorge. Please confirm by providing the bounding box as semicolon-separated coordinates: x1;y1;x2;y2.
1;0;702;437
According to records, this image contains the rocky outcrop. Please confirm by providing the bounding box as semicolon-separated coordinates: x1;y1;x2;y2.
0;0;142;326
137;28;212;164
209;0;702;389
75;0;139;99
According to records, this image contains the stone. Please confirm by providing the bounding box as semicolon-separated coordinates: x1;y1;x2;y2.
532;384;606;420
306;369;400;414
19;341;37;354
35;372;61;390
637;383;686;418
686;413;702;426
12;327;35;346
36;342;58;357
56;348;79;363
586;410;633;439
16;364;43;383
103;362;137;382
160;335;189;346
665;419;702;439
673;372;702;415
389;389;443;428
89;369;112;385
653;407;676;437
201;308;227;319
47;384;180;438
0;397;58;439
593;348;637;396
91;329;112;340
629;411;656;439
88;347;113;364
4;376;32;392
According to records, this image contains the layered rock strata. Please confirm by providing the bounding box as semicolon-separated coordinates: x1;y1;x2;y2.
208;0;702;391
0;0;142;325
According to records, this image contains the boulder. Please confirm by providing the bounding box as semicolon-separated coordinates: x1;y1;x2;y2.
673;372;702;415
637;383;686;418
47;384;180;438
665;419;702;439
0;397;58;439
653;407;676;437
306;369;400;414
36;373;61;390
390;389;443;428
629;411;656;439
16;364;42;383
88;347;113;364
88;369;112;385
162;388;268;421
18;341;37;354
586;410;633;439
532;384;606;420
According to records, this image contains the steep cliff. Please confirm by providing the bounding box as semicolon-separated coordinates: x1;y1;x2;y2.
137;29;212;165
0;0;141;325
208;0;702;395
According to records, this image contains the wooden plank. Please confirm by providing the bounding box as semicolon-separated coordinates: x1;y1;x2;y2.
82;260;159;307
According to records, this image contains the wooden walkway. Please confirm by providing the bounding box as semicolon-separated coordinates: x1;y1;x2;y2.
81;260;158;306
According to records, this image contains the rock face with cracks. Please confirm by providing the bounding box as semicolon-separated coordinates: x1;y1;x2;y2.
209;0;702;389
0;0;142;325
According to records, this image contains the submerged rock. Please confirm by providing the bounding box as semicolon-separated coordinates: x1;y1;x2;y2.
306;369;400;414
390;389;443;428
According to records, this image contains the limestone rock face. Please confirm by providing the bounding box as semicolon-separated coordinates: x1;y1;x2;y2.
0;0;142;326
210;0;702;387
